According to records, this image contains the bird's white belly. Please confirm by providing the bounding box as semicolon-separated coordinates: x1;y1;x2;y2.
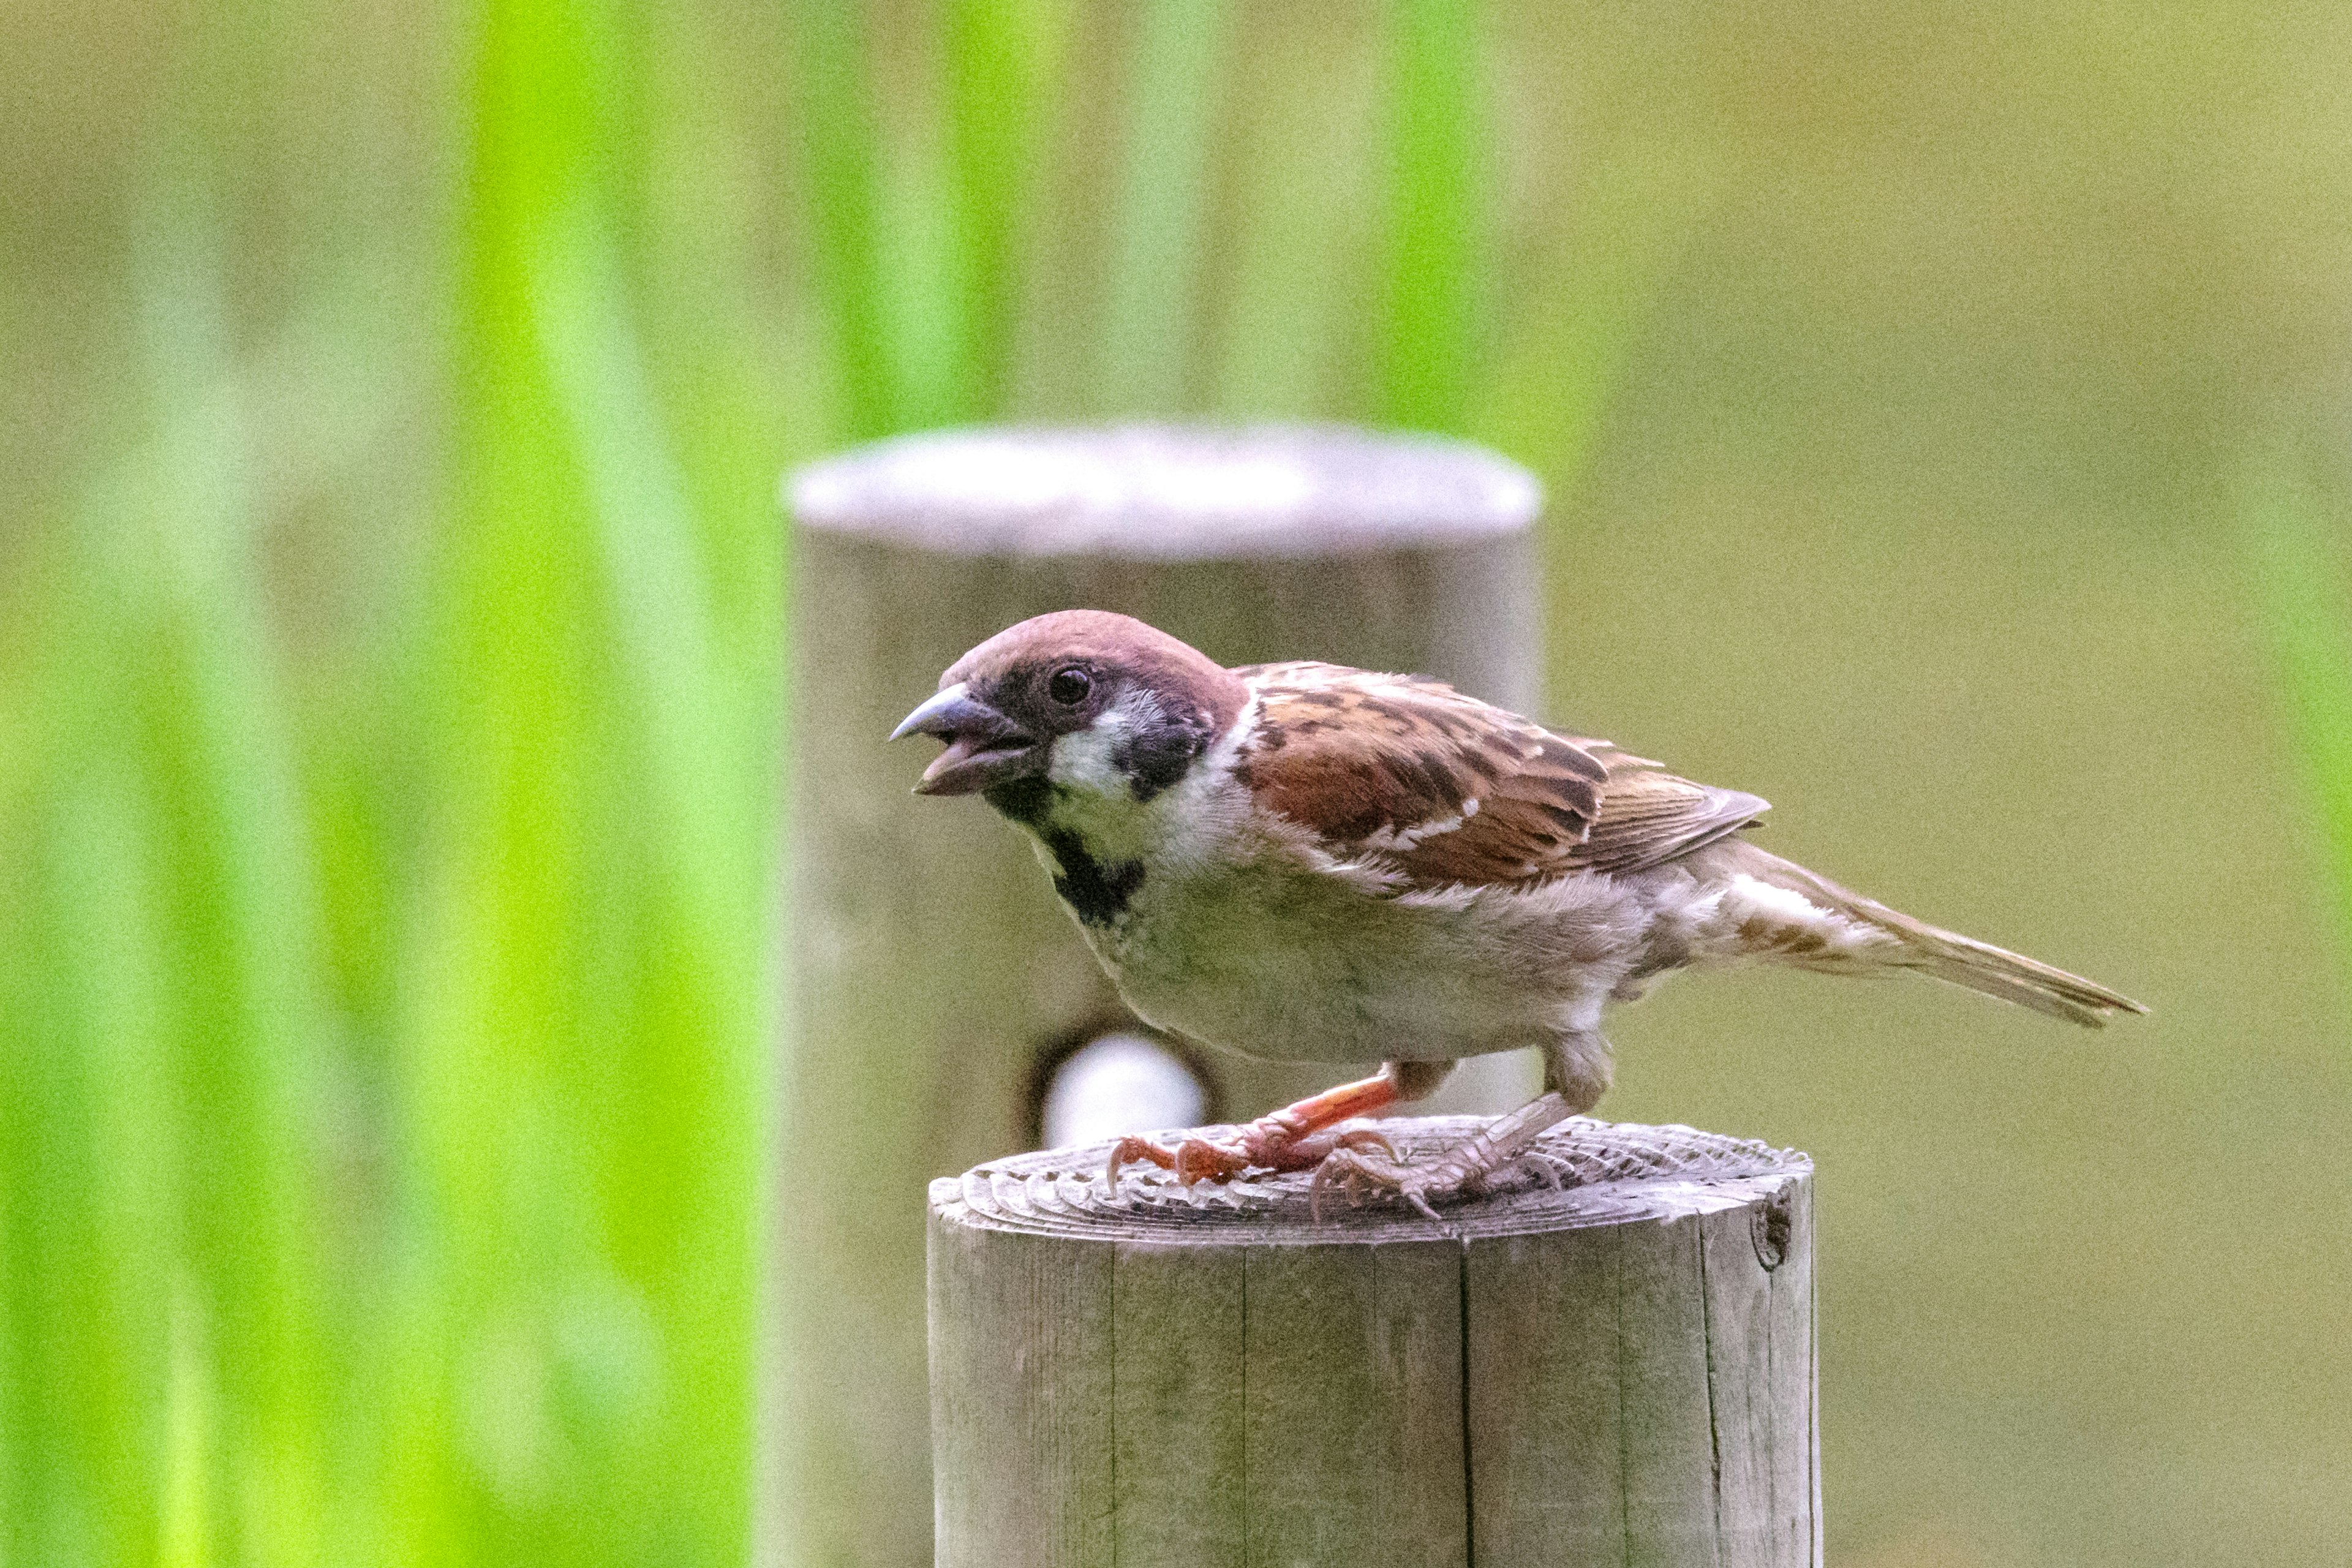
1082;854;1582;1065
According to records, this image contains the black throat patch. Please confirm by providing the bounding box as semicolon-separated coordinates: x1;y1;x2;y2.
981;775;1147;927
1040;831;1145;927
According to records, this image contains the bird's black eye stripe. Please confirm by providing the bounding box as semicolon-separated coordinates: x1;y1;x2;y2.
1047;666;1092;705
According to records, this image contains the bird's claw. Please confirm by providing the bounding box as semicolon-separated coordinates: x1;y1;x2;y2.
1104;1123;1400;1194
1100;1131;1270;1191
1174;1137;1252;1183
1309;1138;1463;1223
1104;1134;1176;1189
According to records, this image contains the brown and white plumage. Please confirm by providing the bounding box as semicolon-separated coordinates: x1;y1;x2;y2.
893;610;2144;1213
1232;662;1766;886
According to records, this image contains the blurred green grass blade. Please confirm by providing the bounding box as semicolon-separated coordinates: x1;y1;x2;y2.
0;244;410;1565
603;1;793;692
792;1;897;439
0;646;178;1568
1471;147;1718;485
129;206;336;1568
162;1286;215;1568
428;129;641;1564
532;228;761;945
1098;0;1232;414
943;0;1072;418
1206;15;1376;418
1373;0;1484;434
795;0;979;435
0;213;351;1566
428;0;766;1561
533;237;769;1542
875;119;963;434
2239;451;2352;960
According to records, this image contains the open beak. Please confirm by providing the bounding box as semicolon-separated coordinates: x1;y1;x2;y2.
889;681;1041;796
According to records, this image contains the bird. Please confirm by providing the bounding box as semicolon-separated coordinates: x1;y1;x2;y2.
891;609;2144;1216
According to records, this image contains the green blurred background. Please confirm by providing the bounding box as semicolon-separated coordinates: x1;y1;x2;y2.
5;1;2350;1564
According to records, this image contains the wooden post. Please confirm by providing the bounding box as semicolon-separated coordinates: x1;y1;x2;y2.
929;1117;1819;1567
782;427;1547;1568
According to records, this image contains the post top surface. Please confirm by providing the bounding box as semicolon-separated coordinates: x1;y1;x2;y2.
930;1115;1809;1248
788;424;1540;560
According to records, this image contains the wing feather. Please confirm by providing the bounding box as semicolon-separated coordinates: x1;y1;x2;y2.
1232;665;1766;889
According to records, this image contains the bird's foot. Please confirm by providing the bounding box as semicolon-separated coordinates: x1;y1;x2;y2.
1106;1122;1397;1189
1307;1091;1574;1221
1102;1068;1410;1192
1308;1142;1458;1221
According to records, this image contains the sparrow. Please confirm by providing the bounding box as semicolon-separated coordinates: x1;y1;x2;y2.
892;609;2144;1216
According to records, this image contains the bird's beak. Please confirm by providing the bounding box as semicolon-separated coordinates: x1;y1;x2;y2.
889;681;1041;796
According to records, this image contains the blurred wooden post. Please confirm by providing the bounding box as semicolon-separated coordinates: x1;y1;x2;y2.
930;1116;1819;1567
781;426;1547;1568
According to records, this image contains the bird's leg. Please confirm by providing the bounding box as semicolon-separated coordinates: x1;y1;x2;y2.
1105;1061;1452;1189
1307;1030;1609;1219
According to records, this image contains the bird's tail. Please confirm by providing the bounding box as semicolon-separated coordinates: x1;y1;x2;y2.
1727;846;2147;1028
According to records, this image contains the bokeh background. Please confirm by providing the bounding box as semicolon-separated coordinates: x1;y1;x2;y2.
6;1;2351;1565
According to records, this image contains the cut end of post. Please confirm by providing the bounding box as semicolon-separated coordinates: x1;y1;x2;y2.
932;1114;1806;1246
787;424;1542;560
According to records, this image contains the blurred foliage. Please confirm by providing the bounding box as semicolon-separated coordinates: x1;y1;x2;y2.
2;0;782;1561
2238;448;2352;976
2;1;2350;1566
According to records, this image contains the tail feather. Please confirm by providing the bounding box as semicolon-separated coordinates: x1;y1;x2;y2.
1909;948;2134;1027
1734;848;2147;1028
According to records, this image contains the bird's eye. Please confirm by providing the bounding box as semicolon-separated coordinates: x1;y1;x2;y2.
1047;666;1093;706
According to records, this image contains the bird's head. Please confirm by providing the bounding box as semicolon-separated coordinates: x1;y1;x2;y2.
891;611;1248;810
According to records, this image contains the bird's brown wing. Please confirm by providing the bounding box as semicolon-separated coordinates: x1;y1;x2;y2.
1563;742;1771;877
1231;663;1768;889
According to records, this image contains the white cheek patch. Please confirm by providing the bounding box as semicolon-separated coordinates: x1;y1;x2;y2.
1046;690;1167;796
1033;688;1264;876
1047;727;1125;793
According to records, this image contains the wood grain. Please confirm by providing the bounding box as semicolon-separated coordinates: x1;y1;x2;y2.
929;1116;1820;1566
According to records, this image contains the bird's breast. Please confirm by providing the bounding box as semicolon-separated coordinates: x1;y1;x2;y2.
1077;847;1593;1063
